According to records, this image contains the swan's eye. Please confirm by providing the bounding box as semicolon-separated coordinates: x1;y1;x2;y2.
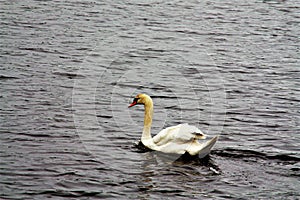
133;97;139;103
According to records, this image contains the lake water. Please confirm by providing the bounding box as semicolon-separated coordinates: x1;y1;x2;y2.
1;0;299;199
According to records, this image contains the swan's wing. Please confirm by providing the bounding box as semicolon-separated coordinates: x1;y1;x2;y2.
152;124;181;146
154;140;190;154
186;135;219;157
153;123;206;146
173;123;206;141
155;135;218;156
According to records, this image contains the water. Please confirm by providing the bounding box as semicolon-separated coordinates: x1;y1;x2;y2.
1;0;299;199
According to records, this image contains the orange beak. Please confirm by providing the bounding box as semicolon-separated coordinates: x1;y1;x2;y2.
128;101;137;108
128;97;139;108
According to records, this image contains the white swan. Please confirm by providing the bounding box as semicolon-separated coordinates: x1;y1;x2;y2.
128;94;219;158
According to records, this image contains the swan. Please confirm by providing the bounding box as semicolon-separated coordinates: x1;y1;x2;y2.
128;93;219;158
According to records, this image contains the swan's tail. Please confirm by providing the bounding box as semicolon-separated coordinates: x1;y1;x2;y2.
197;135;219;158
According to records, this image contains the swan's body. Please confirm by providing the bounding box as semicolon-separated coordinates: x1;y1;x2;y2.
129;94;218;157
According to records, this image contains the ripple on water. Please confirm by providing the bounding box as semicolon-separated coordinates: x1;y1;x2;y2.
1;0;300;199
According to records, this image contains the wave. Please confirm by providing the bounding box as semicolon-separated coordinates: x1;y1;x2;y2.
212;148;300;163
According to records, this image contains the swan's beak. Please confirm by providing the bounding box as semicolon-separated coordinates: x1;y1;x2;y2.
128;97;140;108
128;101;137;108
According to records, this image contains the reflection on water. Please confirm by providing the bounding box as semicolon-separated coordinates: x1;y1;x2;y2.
1;0;299;199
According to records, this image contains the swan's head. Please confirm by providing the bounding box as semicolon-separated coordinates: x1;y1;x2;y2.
128;94;152;108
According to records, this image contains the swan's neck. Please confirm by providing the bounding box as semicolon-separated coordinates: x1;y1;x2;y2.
142;99;153;141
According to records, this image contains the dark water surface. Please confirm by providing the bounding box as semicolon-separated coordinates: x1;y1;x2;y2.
1;0;299;199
